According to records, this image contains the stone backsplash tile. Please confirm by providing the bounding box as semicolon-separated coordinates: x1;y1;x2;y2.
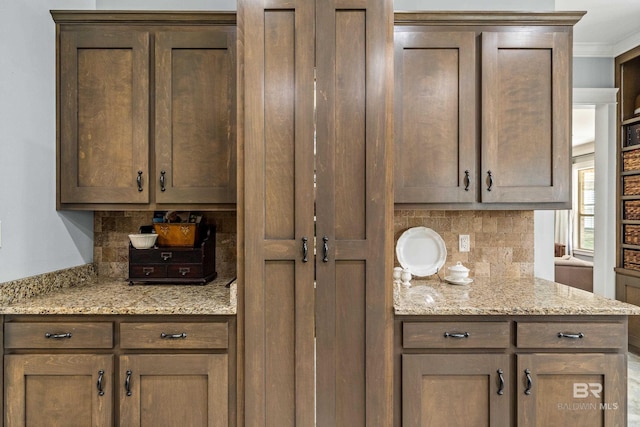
94;211;237;279
394;210;534;280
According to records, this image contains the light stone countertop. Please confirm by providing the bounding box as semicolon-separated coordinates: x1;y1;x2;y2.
0;276;237;316
394;277;640;316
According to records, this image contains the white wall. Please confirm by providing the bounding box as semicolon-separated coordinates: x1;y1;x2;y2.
0;0;98;283
534;211;555;281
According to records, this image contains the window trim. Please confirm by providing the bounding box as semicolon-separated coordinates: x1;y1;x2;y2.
572;156;595;254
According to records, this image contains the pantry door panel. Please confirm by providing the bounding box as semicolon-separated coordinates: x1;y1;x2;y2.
315;0;394;426
241;0;315;426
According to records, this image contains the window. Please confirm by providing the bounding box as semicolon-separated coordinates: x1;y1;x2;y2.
577;167;595;251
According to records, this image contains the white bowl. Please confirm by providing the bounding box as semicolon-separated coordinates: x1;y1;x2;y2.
129;233;158;249
447;262;470;280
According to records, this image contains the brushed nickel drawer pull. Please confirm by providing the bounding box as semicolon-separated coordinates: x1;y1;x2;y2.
161;252;173;261
136;170;143;192
143;267;154;276
45;332;72;339
444;332;470;338
97;370;105;396
497;369;505;395
487;170;494;191
524;369;532;395
179;267;191;276
160;332;187;339
557;332;584;339
464;170;471;191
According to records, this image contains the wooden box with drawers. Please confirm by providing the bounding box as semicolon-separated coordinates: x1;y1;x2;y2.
128;226;216;285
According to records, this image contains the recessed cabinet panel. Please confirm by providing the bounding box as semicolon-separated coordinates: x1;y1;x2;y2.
402;353;510;427
517;353;625;426
394;31;476;203
119;354;228;427
5;354;114;426
482;31;570;204
333;10;366;241
263;11;296;241
59;29;149;204
155;29;237;204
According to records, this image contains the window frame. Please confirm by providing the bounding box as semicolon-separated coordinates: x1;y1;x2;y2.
572;156;595;255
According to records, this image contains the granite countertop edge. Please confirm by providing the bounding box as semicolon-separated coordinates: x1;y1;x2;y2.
0;271;237;316
394;276;640;316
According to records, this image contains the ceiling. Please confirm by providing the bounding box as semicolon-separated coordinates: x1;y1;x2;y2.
556;0;640;149
556;0;640;57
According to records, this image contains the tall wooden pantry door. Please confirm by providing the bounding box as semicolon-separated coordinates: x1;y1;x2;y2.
240;0;393;425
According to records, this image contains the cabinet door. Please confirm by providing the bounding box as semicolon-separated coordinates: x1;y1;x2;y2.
5;354;113;427
481;31;570;204
394;30;476;203
241;1;316;425
155;28;237;204
119;354;227;427
517;353;625;426
59;28;149;204
402;354;511;427
315;0;394;425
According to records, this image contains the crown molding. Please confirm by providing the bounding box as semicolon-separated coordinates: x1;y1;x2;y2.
574;29;640;58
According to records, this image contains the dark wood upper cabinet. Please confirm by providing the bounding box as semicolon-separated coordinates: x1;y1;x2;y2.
394;30;477;204
155;29;236;205
52;12;237;210
58;27;150;206
481;30;571;204
394;12;584;209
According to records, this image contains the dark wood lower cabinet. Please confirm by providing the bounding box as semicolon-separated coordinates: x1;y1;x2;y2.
120;354;228;427
3;315;235;427
402;354;510;427
5;354;113;426
396;316;629;427
517;353;625;427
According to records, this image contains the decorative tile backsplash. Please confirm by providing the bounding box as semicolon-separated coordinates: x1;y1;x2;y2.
94;211;237;279
394;210;534;279
96;210;530;281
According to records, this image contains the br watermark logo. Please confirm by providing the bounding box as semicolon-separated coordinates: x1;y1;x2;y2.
557;383;619;411
573;382;602;399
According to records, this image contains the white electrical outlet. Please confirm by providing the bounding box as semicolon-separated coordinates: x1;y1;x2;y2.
459;234;470;252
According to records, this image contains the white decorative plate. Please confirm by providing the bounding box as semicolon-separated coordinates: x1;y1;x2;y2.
444;276;473;286
396;227;447;277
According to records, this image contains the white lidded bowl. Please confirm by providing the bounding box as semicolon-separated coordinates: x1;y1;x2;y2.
128;233;158;249
447;262;470;280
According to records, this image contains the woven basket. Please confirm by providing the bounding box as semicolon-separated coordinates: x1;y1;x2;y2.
624;150;640;171
625;200;640;220
624;175;640;196
625;225;640;245
624;249;640;270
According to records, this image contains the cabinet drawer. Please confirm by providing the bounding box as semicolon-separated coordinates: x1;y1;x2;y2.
403;321;510;349
120;322;228;349
516;321;626;349
5;322;113;349
129;264;168;278
167;264;204;279
130;248;203;264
